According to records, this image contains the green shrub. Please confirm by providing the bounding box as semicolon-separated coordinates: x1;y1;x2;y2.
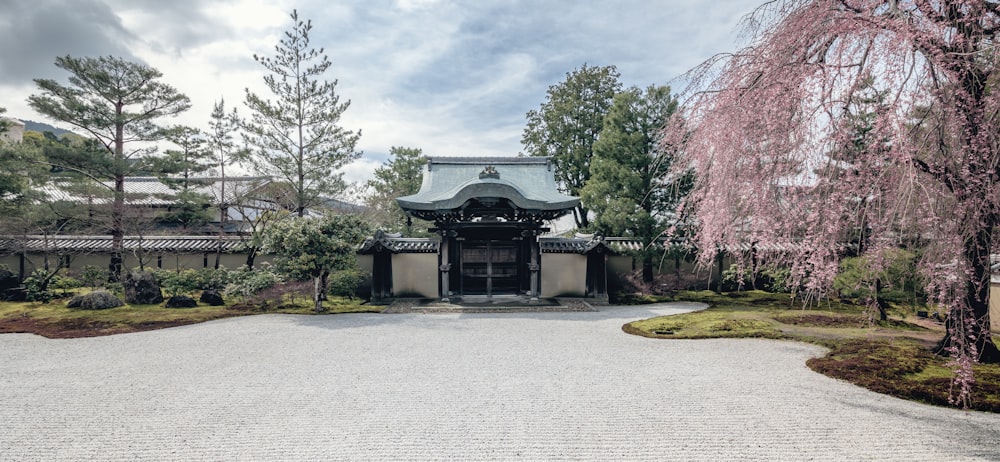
157;269;199;297
833;249;925;305
105;282;125;297
720;264;750;292
23;269;53;303
225;266;282;302
327;269;365;299
50;275;81;295
193;267;231;291
721;263;795;293
759;266;794;293
156;267;232;297
80;265;107;289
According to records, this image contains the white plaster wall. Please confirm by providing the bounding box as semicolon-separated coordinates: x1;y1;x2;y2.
392;253;438;298
1;252;273;277
541;253;586;298
990;281;1000;333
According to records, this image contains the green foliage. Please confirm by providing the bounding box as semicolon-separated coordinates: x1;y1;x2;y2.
80;265;107;290
0;136;48;235
582;85;687;236
0;139;46;217
720;264;794;293
207;98;242;174
157;270;197;297
260;213;370;311
261;214;371;281
522;64;622;228
833;249;925;305
205;98;244;238
150;125;214;230
28;55;191;281
193;267;231;291
763;266;793;293
225;266;282;302
157;268;232;297
579;84;692;281
327;269;365;299
24;269;53;303
104;282;125;297
152;125;211;179
160;189;213;230
50;275;81;293
365;146;429;235
242;10;361;217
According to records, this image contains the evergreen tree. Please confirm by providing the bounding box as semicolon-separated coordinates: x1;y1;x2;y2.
242;10;361;217
581;85;691;282
521;64;621;228
154;126;214;231
207;98;244;267
28;55;190;281
365;147;428;235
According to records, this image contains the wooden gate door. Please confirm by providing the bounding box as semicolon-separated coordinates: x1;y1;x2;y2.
461;240;519;296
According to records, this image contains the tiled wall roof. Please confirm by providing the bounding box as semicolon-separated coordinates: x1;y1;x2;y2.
0;235;248;254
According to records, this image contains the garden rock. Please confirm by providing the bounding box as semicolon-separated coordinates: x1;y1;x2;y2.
0;268;19;291
67;291;124;310
199;290;225;306
124;271;163;305
165;295;198;308
2;287;27;302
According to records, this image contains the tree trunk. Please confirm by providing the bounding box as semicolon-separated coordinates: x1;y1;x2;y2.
642;258;654;284
314;276;323;313
313;270;330;313
875;278;888;322
934;228;1000;364
245;246;257;269
573;205;590;229
320;271;329;302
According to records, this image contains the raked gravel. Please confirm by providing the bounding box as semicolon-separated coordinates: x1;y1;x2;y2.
1;303;999;461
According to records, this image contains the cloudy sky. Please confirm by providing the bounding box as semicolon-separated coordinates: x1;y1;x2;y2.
0;0;762;185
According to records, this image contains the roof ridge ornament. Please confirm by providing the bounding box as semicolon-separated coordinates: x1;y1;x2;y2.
479;165;500;179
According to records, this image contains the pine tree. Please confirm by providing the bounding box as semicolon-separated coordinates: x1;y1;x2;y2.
243;10;361;217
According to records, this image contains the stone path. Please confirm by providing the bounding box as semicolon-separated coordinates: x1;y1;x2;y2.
1;303;998;461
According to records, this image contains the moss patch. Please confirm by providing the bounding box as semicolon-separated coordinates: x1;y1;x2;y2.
623;290;999;413
624;308;784;340
0;294;377;339
808;339;1000;413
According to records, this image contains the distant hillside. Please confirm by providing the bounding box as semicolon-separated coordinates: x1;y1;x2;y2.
22;120;77;137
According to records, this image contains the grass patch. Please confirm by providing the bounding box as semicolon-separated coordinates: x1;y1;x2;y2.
0;292;377;339
623;290;999;413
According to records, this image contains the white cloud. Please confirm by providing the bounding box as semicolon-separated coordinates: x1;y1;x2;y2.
2;0;762;187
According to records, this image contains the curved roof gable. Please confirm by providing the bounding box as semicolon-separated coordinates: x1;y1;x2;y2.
396;157;579;215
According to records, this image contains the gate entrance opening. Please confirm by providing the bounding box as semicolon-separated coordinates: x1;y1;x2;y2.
461;239;520;296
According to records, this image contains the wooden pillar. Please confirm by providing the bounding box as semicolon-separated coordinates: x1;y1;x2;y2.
529;232;540;301
371;249;392;303
440;230;452;303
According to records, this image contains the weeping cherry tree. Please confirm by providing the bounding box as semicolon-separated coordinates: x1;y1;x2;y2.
666;0;1000;404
